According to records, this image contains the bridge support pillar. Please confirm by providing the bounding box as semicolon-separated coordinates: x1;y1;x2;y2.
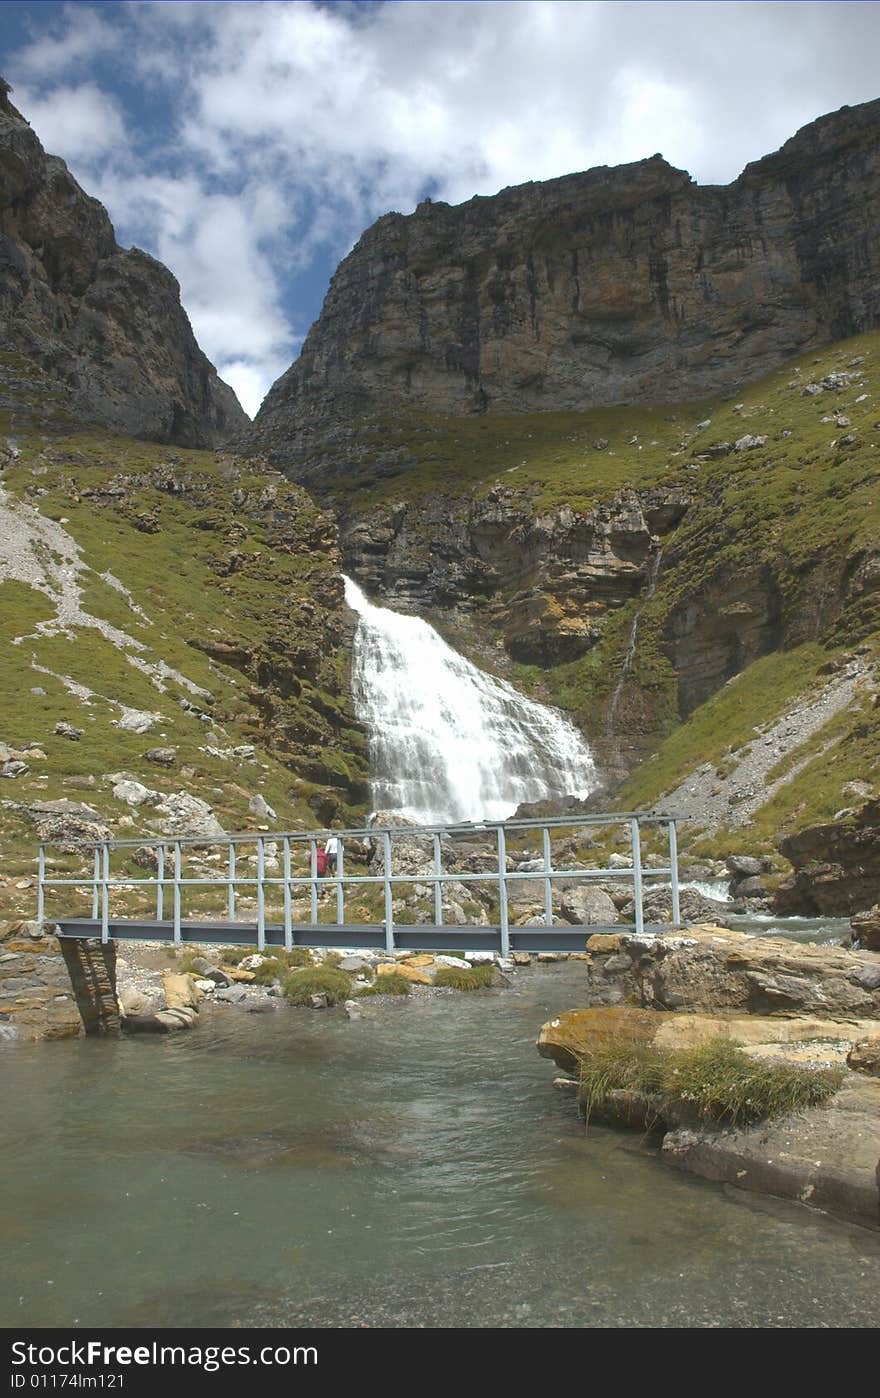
60;936;120;1036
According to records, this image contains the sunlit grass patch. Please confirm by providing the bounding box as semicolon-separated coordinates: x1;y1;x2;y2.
433;962;494;991
282;965;352;1006
357;969;411;997
576;1035;843;1127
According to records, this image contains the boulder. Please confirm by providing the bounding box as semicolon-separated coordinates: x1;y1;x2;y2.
585;933;626;954
117;986;155;1017
18;799;109;851
162;971;203;1012
847;1036;880;1076
113;709;162;734
560;886;618;926
851;905;880;952
204;968;232;987
537;1006;659;1071
215;985;247;1004
185;955;213;975
367;811;452;876
731;875;767;899
726;855;762;878
54;722;83;740
132;846;160;872
153;790;225;840
776;798;880;915
113;779;160;807
626;926;880;1018
144;748;177;766
248;793;277;822
337;955;370;973
619;886;727;925
154;1007;197;1030
376;961;431;985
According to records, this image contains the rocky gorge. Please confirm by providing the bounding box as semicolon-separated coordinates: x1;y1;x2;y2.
0;81;878;952
2;67;880;1335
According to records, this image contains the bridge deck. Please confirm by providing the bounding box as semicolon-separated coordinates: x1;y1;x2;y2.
54;918;652;955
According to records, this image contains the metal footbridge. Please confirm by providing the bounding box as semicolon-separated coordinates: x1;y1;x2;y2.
39;812;682;956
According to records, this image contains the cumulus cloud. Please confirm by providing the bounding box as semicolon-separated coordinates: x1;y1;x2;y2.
7;1;880;412
12;82;128;162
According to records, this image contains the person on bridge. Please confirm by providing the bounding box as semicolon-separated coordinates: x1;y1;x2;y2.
324;834;340;875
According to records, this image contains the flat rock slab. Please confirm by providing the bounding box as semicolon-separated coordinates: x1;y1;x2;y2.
662;1077;880;1230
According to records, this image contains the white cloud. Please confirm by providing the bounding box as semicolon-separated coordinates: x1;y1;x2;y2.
13;82;128;162
12;4;119;79
7;1;880;413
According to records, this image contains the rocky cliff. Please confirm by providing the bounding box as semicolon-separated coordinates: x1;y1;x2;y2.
254;99;880;481
0;83;247;446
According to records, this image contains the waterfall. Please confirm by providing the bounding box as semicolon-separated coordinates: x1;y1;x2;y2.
344;575;597;824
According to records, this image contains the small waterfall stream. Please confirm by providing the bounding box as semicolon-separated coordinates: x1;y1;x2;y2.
606;545;663;737
344;575;597;823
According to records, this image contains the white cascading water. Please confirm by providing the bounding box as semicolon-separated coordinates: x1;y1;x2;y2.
344;575;597;824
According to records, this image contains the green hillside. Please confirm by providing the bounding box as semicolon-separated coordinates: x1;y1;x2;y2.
0;353;367;922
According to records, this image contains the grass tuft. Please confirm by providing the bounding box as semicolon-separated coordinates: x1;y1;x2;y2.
281;966;352;1006
357;970;411;997
433;962;494;991
577;1035;843;1127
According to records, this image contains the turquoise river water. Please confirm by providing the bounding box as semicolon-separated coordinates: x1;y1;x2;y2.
2;965;879;1329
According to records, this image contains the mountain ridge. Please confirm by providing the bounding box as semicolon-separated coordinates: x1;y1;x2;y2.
252;97;880;485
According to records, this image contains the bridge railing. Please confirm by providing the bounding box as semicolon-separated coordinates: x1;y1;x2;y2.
37;812;682;957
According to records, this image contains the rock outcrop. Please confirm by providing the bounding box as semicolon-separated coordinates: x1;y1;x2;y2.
0;83;247;446
341;485;687;666
254;99;880;481
777;799;880;916
566;925;880;1017
0;919;84;1040
538;989;880;1229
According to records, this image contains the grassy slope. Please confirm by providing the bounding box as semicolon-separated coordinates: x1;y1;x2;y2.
0;368;367;920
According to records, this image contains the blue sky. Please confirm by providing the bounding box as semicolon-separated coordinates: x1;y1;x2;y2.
3;1;879;415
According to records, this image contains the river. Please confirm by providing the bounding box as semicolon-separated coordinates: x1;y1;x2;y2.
3;965;878;1329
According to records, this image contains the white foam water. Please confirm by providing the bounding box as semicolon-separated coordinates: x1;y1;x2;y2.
344;575;597;824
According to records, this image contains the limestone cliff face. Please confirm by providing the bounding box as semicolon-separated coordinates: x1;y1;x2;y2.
0;86;247;446
254;99;880;480
341;485;687;666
